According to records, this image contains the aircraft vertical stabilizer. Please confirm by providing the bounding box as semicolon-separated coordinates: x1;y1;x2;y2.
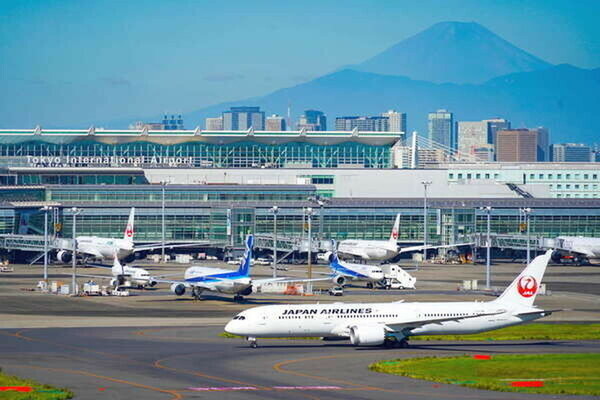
111;255;125;276
123;207;135;243
388;213;400;243
237;235;253;276
494;249;552;307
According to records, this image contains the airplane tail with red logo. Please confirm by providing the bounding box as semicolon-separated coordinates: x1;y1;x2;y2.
123;207;135;243
388;213;401;243
494;249;552;307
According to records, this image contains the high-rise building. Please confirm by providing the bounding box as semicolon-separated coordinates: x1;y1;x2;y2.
496;129;538;162
335;116;389;131
533;127;550;161
222;106;265;131
552;143;593;162
428;109;454;149
483;118;511;148
457;121;489;159
265;114;286;131
162;114;184;130
381;110;407;132
205;117;223;131
297;110;327;131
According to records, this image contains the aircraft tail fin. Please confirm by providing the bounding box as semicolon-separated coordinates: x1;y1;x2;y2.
111;254;125;276
328;240;342;272
389;213;400;243
494;250;552;307
123;207;135;243
237;235;253;276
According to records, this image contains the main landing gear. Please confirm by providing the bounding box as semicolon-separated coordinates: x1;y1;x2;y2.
247;336;257;348
384;337;409;348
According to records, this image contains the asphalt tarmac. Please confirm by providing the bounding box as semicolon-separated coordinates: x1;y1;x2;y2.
1;325;599;400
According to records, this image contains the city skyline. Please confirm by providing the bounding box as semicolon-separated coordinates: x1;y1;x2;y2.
1;0;599;136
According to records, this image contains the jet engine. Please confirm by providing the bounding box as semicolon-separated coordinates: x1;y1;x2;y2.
332;275;346;286
170;283;186;296
147;279;157;287
238;286;253;296
56;250;72;263
349;325;386;346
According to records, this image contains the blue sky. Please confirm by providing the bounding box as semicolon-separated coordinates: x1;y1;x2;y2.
1;0;599;127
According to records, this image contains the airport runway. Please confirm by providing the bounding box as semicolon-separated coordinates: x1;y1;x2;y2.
1;325;598;400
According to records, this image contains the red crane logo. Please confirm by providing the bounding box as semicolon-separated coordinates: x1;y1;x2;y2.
517;275;538;298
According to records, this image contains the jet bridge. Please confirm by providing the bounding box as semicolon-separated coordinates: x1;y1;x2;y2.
253;233;333;262
472;233;551;251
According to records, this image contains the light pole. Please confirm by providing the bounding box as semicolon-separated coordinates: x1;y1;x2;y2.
304;207;314;294
41;206;53;283
421;181;432;262
161;181;167;263
269;206;279;278
308;196;330;241
480;206;492;289
71;207;81;295
521;208;533;264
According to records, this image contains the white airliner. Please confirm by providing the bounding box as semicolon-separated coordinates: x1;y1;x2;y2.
57;207;195;263
225;250;556;348
79;256;157;289
324;250;384;288
550;236;600;265
335;213;471;262
158;235;321;301
336;214;401;261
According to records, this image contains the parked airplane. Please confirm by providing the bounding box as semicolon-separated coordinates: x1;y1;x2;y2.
336;214;401;261
158;235;321;301
225;250;556;348
335;213;467;262
321;248;384;288
56;207;195;263
78;256;157;289
550;236;600;265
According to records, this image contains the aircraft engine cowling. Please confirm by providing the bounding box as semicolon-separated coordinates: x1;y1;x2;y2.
332;275;346;286
147;279;157;287
56;250;72;263
238;286;253;296
349;325;386;346
170;283;186;296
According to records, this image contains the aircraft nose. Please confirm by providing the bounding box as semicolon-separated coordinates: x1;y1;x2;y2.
224;320;240;336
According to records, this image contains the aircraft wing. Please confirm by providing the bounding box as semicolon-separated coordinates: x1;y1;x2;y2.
73;273;120;280
151;278;217;291
385;309;506;332
133;242;202;252
398;242;474;254
252;276;331;287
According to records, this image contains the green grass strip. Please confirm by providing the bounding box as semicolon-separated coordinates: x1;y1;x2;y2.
0;369;73;400
370;353;600;396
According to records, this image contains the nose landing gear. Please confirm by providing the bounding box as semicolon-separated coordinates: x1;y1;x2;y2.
247;336;257;348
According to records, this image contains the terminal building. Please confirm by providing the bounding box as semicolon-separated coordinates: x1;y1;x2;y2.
0;128;598;255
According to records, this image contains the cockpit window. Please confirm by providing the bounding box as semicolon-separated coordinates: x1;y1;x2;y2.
232;315;246;320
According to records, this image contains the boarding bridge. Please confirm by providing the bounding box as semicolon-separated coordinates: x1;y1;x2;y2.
0;234;72;252
472;233;551;251
253;233;333;262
